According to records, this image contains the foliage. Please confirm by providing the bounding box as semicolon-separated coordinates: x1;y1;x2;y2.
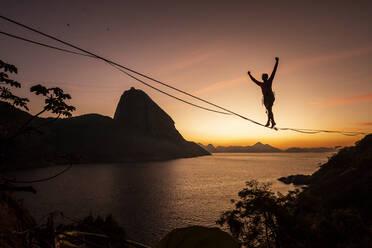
0;60;75;174
0;60;75;142
218;179;372;248
0;59;29;110
30;84;75;118
58;214;128;248
217;180;298;248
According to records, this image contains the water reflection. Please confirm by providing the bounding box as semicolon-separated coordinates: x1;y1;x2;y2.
7;153;331;245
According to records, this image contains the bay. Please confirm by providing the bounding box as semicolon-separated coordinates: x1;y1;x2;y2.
7;152;332;245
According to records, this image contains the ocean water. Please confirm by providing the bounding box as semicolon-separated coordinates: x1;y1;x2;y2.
7;152;332;245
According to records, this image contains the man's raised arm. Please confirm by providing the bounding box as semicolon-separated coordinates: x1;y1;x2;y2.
248;71;262;86
269;57;279;81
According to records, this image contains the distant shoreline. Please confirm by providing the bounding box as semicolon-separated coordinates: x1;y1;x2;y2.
199;142;337;153
210;150;336;153
2;152;211;172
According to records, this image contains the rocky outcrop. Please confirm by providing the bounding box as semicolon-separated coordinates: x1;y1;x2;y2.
278;174;311;185
114;87;183;141
1;87;209;168
156;226;239;248
279;134;372;221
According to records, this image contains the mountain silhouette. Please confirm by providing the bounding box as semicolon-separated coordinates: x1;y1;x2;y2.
199;142;281;153
114;87;184;141
198;142;335;153
0;87;209;168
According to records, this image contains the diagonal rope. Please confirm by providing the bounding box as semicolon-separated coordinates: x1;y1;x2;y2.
106;62;231;115
61;213;152;248
0;15;368;136
4;163;73;184
0;29;230;115
0;15;262;121
277;127;364;136
0;30;94;58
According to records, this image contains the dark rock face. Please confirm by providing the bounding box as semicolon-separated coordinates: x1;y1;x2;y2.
279;134;372;221
114;87;183;141
156;226;239;248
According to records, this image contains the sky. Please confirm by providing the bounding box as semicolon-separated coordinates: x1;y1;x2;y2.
1;0;371;148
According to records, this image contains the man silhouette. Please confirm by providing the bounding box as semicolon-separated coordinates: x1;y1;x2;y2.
248;57;279;128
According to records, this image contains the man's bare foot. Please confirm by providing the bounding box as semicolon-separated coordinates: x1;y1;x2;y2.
270;121;276;128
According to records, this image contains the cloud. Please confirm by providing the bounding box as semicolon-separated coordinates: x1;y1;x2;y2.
193;76;246;95
282;45;372;74
352;122;372;126
158;41;224;74
194;45;372;95
312;92;372;106
163;51;216;72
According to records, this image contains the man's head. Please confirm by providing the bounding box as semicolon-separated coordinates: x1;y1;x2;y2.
262;73;268;81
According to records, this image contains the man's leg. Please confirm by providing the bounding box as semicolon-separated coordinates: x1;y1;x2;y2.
265;107;270;127
268;106;276;128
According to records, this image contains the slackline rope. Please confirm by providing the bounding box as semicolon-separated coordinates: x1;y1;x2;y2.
3;163;73;184
0;15;368;137
0;30;230;115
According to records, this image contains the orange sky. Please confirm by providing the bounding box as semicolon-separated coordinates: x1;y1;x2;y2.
1;1;371;149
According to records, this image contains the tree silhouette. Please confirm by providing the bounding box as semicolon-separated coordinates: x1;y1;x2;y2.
0;60;76;192
217;180;297;248
0;60;75;140
218;177;372;248
0;59;29;110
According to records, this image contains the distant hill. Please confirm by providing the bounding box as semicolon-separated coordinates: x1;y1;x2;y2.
284;147;335;152
198;142;281;153
198;142;335;153
0;87;209;168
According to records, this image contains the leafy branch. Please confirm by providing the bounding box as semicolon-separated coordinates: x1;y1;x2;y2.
0;61;76;140
0;60;29;110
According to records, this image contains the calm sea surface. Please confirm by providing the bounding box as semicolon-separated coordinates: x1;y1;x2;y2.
7;152;332;245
